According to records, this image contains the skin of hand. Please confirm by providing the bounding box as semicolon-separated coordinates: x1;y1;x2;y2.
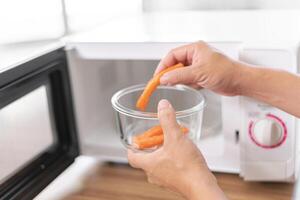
156;41;300;117
156;41;242;96
128;99;227;200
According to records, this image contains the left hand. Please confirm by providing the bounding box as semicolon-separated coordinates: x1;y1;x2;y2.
127;99;227;200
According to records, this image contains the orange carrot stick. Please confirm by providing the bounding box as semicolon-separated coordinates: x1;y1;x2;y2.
135;125;162;140
133;125;189;149
135;134;164;149
136;63;184;111
134;125;188;141
180;126;189;134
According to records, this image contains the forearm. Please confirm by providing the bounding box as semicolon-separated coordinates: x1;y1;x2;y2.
237;62;300;117
189;180;227;200
182;169;227;200
189;179;227;200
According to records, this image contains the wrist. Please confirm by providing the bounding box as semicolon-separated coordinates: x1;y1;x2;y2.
180;166;226;200
233;61;258;96
188;173;216;199
187;174;226;200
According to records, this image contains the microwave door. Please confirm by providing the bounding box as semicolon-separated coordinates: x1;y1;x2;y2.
0;48;79;200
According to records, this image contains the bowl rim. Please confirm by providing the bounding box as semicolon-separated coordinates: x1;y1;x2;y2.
111;84;206;120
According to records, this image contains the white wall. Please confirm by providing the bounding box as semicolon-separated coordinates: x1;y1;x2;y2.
0;0;143;44
143;0;300;11
0;0;64;44
65;0;143;33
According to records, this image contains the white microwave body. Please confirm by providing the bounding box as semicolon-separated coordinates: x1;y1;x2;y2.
65;42;300;182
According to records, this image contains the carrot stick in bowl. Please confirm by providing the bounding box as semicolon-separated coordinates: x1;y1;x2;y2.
133;125;189;150
134;125;162;140
134;125;188;141
136;63;184;111
135;134;164;149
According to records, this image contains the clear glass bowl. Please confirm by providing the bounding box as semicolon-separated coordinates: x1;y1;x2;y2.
111;84;205;152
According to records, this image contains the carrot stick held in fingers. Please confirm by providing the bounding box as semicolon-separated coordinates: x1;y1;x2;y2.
136;63;184;111
133;125;189;150
134;63;186;149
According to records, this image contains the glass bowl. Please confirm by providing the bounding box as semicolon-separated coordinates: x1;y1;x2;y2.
111;84;205;152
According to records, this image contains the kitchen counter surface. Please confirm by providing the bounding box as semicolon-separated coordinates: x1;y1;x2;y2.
36;157;294;200
64;163;294;200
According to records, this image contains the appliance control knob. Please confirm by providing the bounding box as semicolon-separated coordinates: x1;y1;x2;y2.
251;118;284;147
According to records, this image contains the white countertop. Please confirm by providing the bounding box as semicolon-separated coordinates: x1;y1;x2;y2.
0;40;63;73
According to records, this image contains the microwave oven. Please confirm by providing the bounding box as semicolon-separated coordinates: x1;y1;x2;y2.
0;41;299;200
1;11;300;200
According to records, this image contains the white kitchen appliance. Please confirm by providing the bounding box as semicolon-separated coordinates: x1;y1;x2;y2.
1;11;300;200
66;41;300;182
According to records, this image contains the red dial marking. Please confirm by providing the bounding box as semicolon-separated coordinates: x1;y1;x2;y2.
248;113;287;149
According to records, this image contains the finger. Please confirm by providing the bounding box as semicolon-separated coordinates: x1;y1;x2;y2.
127;149;149;169
187;83;203;90
154;44;193;75
157;99;182;144
160;65;198;85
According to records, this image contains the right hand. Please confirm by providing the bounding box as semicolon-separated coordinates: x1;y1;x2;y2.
156;41;242;96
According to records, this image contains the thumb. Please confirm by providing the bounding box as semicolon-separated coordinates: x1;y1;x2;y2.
157;99;182;144
160;66;198;85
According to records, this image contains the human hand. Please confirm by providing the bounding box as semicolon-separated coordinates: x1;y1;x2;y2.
155;41;242;96
127;99;227;200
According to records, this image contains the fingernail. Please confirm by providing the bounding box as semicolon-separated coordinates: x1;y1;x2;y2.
160;75;169;84
158;99;170;111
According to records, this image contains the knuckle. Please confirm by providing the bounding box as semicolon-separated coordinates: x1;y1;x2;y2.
191;66;201;76
174;71;183;81
210;51;223;61
167;49;176;58
160;108;173;119
161;51;176;66
170;124;180;134
195;40;207;49
167;45;184;58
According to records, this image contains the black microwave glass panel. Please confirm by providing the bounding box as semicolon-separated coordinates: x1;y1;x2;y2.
0;85;57;185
